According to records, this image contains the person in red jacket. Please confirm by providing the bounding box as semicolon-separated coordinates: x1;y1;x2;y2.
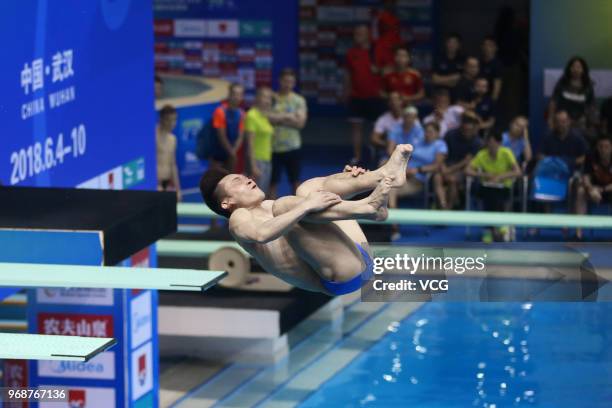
345;24;383;165
373;1;402;71
381;45;425;106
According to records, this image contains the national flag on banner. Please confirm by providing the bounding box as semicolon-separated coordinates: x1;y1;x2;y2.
207;20;239;38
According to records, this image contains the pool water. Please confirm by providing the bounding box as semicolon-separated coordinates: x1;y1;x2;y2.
299;303;612;408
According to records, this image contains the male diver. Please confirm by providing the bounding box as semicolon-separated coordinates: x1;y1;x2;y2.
200;145;413;295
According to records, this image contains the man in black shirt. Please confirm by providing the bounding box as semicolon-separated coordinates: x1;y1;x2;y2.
456;57;480;107
479;36;503;101
539;110;587;171
442;112;482;208
473;78;496;135
432;33;465;95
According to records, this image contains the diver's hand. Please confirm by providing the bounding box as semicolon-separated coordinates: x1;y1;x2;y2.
304;191;341;212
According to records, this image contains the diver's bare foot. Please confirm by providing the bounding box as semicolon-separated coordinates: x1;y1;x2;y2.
382;144;413;187
365;177;392;221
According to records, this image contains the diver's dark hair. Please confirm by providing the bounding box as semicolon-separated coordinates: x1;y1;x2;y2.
199;169;232;218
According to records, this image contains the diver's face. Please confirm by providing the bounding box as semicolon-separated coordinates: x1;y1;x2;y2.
218;174;265;213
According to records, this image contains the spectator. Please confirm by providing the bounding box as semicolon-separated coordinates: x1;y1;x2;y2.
155;75;164;99
370;91;404;166
392;121;449;209
268;68;308;197
455;56;480;107
245;87;274;195
600;96;612;135
479;36;503;100
502;116;532;168
575;135;612;239
373;0;402;71
387;106;429;240
432;33;465;94
466;132;521;241
345;24;383;166
423;88;464;137
472;77;496;135
441;112;482;209
209;83;246;172
381;45;425;105
156;105;181;201
548;56;595;129
540;110;587;171
387;106;424;156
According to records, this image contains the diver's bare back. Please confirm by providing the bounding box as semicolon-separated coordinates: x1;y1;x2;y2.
229;200;319;287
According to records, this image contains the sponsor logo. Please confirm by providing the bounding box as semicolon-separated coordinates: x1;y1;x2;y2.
131;342;153;401
240;21;272;38
38;352;115;380
39;386;116;408
36;288;114;306
122;157;145;188
38;313;113;337
207;19;239;38
4;360;28;387
154;19;174;36
68;389;86;408
174;19;207;38
130;291;152;349
138;354;146;385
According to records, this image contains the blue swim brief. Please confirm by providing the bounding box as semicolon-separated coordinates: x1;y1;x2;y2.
320;243;374;296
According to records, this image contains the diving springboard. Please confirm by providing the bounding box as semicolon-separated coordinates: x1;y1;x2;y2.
0;332;116;361
177;203;612;229
0;263;227;292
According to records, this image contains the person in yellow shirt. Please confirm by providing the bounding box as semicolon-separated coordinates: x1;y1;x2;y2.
245;87;275;195
467;132;521;241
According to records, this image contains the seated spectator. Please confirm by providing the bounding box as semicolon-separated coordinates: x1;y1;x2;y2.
387;105;424;154
345;24;384;166
156;105;181;201
548;56;595;130
540;110;587;172
532;110;587;230
466;132;521;242
502;116;532;169
575;135;612;238
479;36;503;100
432;33;465;95
455;56;480;107
423;88;464;138
245;86;274;195
381;45;425;106
388;120;448;239
370;91;404;166
441;112;482;209
471;77;496;135
209;83;246;172
600;96;612;135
